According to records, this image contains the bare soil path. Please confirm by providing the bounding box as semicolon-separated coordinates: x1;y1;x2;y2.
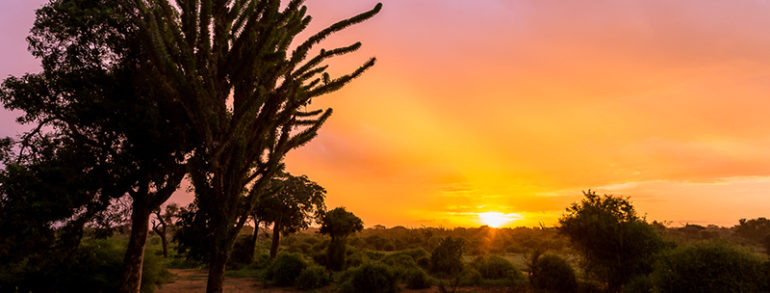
158;269;273;293
158;268;515;292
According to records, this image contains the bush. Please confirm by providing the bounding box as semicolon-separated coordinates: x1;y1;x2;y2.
0;238;170;293
430;236;464;277
577;280;605;293
296;265;330;290
651;242;766;292
269;252;306;286
529;254;577;293
340;262;398;293
365;249;386;261
458;267;483;286
472;255;517;280
228;234;255;268
382;252;420;280
404;268;431;289
623;275;653;293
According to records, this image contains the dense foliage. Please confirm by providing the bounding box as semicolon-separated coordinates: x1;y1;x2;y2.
296;265;330;290
529;254;577;293
651;242;768;292
559;190;665;292
430;236;465;277
268;252;307;287
0;238;169;292
341;262;398;293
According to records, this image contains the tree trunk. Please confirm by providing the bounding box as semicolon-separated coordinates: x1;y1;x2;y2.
205;212;238;293
206;248;229;293
158;231;168;258
119;200;151;293
270;222;281;259
246;220;260;262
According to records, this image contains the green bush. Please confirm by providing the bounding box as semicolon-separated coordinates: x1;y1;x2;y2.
228;234;255;268
471;255;518;280
344;246;366;269
651;242;765;293
340;262;398;293
383;241;396;251
430;236;464;277
404;268;431;289
382;252;420;280
623;275;653;293
0;238;170;293
458;267;483;286
296;265;330;290
365;249;386;261
529;254;577;293
577;279;605;293
269;252;307;286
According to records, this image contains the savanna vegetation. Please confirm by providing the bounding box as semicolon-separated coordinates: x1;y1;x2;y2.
1;1;770;293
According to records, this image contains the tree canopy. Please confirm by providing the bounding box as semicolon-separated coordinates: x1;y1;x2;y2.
559;190;665;293
260;172;326;257
131;1;381;290
0;0;193;291
320;207;364;241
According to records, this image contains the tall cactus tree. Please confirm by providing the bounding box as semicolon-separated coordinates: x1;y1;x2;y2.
132;1;381;291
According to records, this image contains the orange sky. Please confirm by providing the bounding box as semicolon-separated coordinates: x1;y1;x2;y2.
281;0;770;228
3;1;770;228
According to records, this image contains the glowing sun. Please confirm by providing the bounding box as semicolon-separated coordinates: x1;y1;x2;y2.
477;212;520;228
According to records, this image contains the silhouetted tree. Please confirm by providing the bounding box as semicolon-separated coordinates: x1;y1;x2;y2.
151;204;179;258
173;201;211;263
735;217;770;253
132;1;381;290
0;137;119;277
320;207;363;270
245;208;265;263
559;190;665;293
0;1;193;292
430;236;465;277
260;173;326;258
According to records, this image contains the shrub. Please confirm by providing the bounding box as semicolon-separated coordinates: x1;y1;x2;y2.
365;249;386;261
529;254;577;293
651;242;766;292
382;252;420;280
472;255;517;280
228;234;255;268
0;238;170;293
623;275;653;293
577;279;605;293
404;268;431;289
402;248;429;260
430;236;464;277
340;262;398;293
344;246;366;269
296;265;330;290
269;252;306;286
458;267;483;286
416;256;430;270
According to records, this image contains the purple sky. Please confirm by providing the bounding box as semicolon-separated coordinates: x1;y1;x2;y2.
0;0;47;138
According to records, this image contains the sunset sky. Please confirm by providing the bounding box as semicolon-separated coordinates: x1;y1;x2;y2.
2;0;770;228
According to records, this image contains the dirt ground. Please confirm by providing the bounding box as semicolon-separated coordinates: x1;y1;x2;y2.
158;269;271;293
158;269;517;293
